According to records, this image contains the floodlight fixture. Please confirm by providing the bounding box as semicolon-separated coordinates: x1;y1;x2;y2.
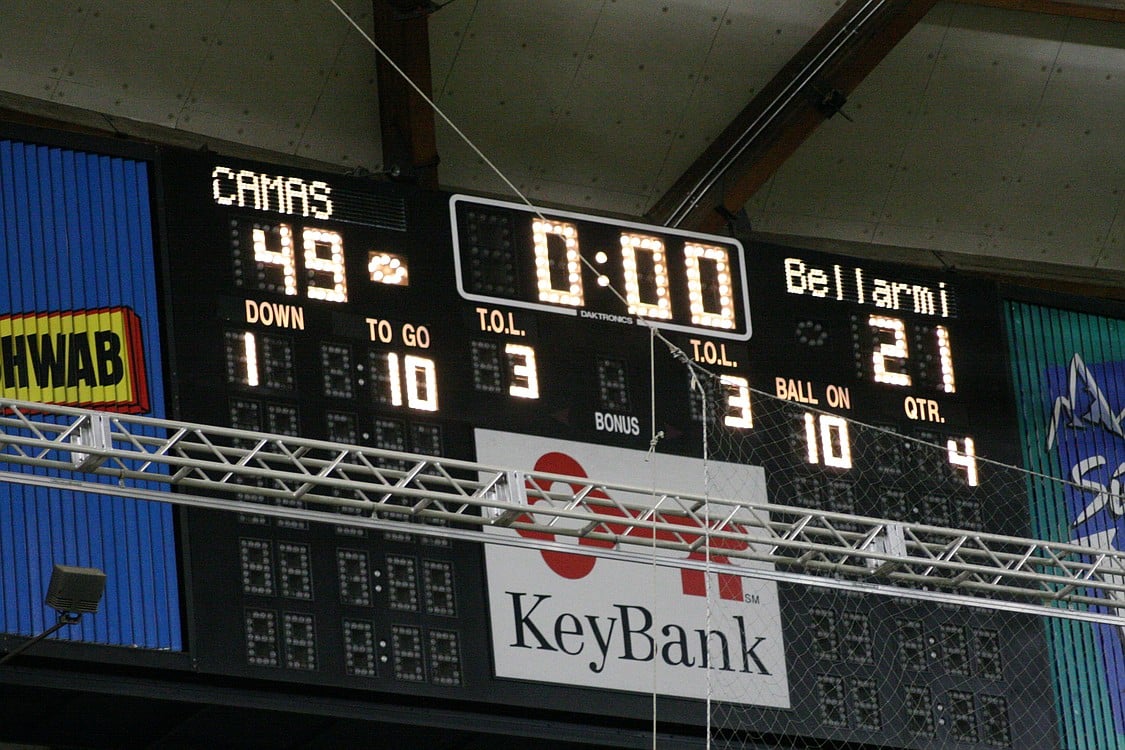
45;564;107;615
0;564;107;665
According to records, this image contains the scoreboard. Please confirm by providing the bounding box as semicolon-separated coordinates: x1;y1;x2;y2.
155;145;1057;747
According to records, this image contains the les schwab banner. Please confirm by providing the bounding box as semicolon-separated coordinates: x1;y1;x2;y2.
0;306;149;412
476;429;790;707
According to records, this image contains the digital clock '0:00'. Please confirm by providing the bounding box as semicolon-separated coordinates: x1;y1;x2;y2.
450;195;753;341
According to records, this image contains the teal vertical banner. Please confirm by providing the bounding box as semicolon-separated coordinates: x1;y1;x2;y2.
1006;300;1125;750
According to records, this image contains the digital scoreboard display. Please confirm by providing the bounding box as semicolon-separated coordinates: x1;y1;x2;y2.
450;195;752;341
158;147;1057;747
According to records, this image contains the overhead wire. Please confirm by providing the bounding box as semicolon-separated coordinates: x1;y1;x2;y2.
327;7;733;742
662;0;887;227
327;0;537;212
326;0;704;369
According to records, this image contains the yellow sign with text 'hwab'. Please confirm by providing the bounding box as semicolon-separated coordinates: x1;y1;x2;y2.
0;307;149;413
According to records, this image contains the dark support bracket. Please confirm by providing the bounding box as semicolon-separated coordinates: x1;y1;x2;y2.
815;88;851;120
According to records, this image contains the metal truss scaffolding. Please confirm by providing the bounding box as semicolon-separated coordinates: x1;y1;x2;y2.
1;398;1123;626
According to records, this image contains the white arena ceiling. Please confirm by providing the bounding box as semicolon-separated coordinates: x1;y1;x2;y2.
0;0;1121;293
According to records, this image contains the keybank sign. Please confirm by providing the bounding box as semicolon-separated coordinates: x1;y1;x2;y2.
507;592;773;676
476;430;789;707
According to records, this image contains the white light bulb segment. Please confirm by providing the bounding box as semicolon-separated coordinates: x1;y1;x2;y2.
404;355;438;412
369;252;409;286
804;412;853;469
253;224;298;296
243;332;259;387
387;352;403;407
303;228;347;302
869;315;912;387
532;219;584;307
684;243;736;329
947;437;978;486
935;325;956;393
505;343;539;399
803;413;819;464
720;375;752;428
819;414;852;469
384;353;438;411
620;233;672;320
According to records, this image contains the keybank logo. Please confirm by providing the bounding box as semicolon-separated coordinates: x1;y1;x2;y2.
515;450;750;601
0;307;149;413
477;429;790;707
506;592;772;676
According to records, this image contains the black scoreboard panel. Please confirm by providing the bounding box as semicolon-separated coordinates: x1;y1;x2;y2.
162;152;492;701
158;146;1057;747
735;246;1056;746
741;245;1023;533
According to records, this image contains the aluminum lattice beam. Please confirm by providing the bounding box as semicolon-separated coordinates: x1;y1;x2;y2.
0;398;1123;625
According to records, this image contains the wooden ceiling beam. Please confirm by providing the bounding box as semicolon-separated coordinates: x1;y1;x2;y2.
955;0;1125;23
372;1;439;189
647;0;940;235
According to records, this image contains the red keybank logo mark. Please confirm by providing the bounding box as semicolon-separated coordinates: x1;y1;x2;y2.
516;452;747;601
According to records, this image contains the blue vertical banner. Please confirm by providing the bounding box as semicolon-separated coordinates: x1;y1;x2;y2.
1007;300;1125;750
0;137;182;650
